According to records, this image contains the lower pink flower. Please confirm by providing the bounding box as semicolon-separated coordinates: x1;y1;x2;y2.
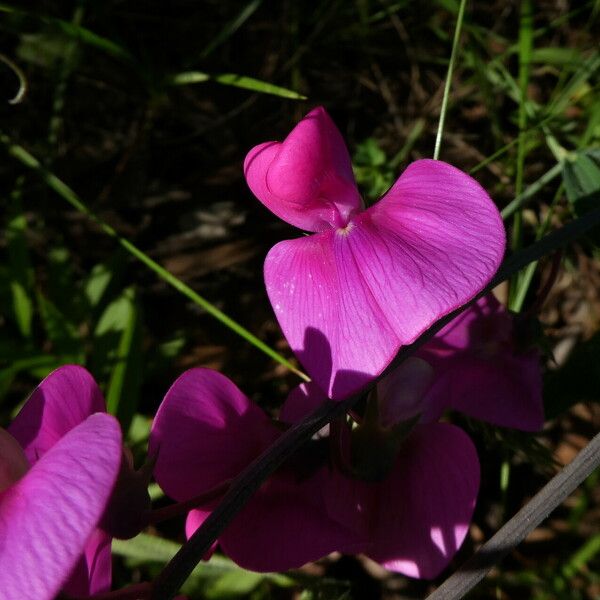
0;408;121;600
149;367;480;578
4;365;132;598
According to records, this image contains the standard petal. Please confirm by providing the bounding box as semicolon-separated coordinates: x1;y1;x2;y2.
367;423;479;579
9;364;106;463
244;107;361;232
265;160;504;400
149;368;279;501
0;413;122;600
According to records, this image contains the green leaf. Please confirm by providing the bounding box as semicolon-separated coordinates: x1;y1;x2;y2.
530;47;583;66
199;0;263;60
7;186;33;338
36;291;83;361
170;71;306;99
84;251;127;311
204;571;266;599
112;534;291;585
93;287;142;431
563;148;600;211
0;355;62;400
0;3;136;64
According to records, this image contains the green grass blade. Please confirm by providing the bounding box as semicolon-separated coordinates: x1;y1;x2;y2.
7;181;33;338
0;131;308;381
501;162;563;220
199;0;263;60
94;287;142;432
0;3;137;64
433;0;468;160
170;71;306;99
509;0;534;310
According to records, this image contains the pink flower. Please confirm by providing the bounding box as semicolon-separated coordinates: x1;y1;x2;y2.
418;294;544;430
150;368;362;572
245;107;506;399
0;366;122;600
149;367;479;578
4;365;124;598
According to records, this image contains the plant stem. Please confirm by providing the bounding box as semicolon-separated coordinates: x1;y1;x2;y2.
433;0;468;161
146;481;231;524
509;0;534;309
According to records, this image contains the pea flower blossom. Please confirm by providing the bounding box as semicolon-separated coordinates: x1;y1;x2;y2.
245;107;506;399
150;367;478;578
1;366;122;600
418;293;544;430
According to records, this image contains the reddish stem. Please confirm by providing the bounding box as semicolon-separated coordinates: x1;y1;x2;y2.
146;480;231;524
527;249;563;316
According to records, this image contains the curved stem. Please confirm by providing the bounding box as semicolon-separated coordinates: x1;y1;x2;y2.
146;480;231;525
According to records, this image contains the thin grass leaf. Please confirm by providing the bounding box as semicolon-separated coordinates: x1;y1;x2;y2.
0;355;61;400
36;291;83;361
509;0;534;309
113;533;292;588
0;131;308;380
530;47;584;67
433;0;468;160
199;0;263;60
170;71;306;99
0;3;137;64
93;287;142;432
7;184;33;338
501;162;563;219
561;534;600;580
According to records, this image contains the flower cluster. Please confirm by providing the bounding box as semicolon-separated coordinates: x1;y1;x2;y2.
1;366;151;600
149;108;542;578
2;107;544;598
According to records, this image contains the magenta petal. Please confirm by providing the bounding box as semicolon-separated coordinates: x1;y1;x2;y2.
62;530;112;597
9;365;106;463
423;355;544;430
377;358;434;427
0;413;122;600
420;295;544;430
266;160;505;398
219;472;364;572
367;423;479;579
279;382;329;424
150;368;279;501
0;428;29;493
244;107;361;232
185;510;218;560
